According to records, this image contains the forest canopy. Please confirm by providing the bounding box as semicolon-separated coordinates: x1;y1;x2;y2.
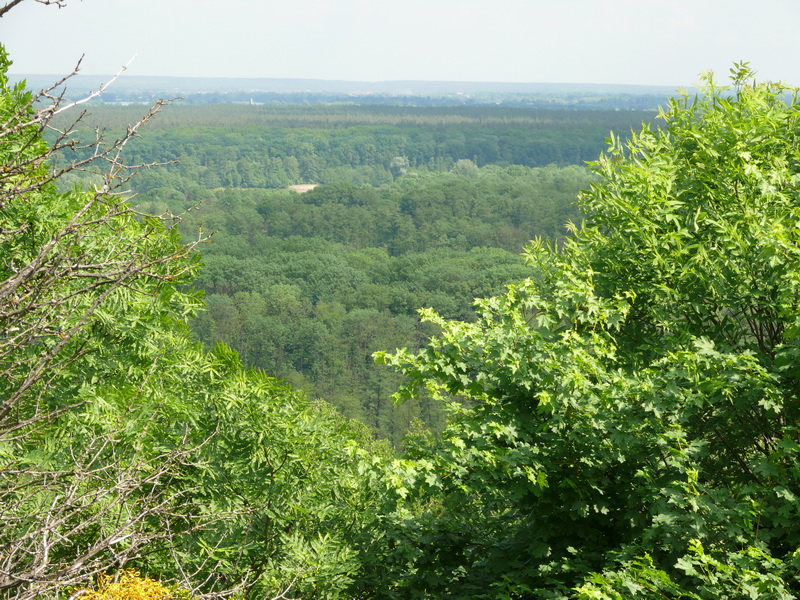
53;103;653;191
152;165;592;441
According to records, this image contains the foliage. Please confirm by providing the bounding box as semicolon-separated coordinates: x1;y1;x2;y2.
0;34;383;600
166;165;590;442
0;38;208;598
15;3;800;598
371;65;800;598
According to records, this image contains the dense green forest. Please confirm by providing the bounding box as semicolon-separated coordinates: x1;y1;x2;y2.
6;13;800;598
57;102;629;441
54;105;652;444
54;103;652;190
138;166;592;441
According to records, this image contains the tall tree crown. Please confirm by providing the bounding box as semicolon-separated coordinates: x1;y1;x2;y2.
375;66;800;599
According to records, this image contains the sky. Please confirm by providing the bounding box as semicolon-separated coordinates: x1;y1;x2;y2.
2;0;800;87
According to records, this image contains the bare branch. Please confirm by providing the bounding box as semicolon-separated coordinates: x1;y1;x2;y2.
0;0;27;18
49;56;137;120
0;30;220;600
0;423;210;600
0;0;68;19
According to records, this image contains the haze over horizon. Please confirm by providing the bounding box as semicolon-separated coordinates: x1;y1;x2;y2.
2;0;800;88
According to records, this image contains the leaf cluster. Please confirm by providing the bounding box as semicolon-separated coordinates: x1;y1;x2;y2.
0;42;385;600
370;66;800;598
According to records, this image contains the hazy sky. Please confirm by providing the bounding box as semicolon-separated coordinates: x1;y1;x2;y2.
2;0;799;86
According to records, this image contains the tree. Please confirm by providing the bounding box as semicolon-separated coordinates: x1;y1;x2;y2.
451;158;479;177
0;36;212;597
389;156;410;179
374;65;800;598
0;7;383;600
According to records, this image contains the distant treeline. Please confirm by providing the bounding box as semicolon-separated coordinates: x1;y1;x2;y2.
16;72;677;110
95;90;670;110
55;104;654;191
60;103;656;130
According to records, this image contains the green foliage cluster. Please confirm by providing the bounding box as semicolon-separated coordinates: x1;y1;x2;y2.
0;46;385;600
367;66;800;598
143;165;590;442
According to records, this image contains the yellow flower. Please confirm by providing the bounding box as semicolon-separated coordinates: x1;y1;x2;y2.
77;570;176;600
